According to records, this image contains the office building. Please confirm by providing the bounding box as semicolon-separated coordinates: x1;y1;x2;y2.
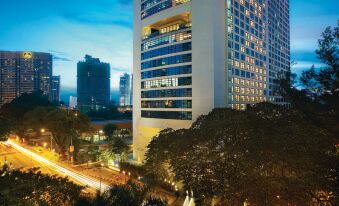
0;51;52;106
133;0;290;162
77;55;110;114
51;75;60;102
119;73;132;106
69;96;78;109
130;74;133;106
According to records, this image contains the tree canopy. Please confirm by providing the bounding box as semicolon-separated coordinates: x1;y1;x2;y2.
0;168;83;206
145;103;338;206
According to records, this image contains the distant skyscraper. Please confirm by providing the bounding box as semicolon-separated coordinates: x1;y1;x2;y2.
69;96;77;109
133;0;290;162
119;73;132;106
130;74;133;106
51;75;60;102
77;55;110;114
0;51;52;106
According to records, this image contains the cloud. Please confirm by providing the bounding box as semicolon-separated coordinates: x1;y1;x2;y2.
53;56;73;62
61;12;132;29
112;67;130;72
291;61;326;73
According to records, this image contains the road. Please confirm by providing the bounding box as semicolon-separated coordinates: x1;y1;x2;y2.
1;140;110;194
0;142;55;175
0;141;182;205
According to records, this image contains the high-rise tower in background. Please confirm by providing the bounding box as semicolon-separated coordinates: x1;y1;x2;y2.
51;75;61;102
77;55;110;114
133;0;290;162
119;73;132;106
0;51;53;106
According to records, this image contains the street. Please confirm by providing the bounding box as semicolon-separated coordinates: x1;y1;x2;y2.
0;141;182;205
2;140;110;194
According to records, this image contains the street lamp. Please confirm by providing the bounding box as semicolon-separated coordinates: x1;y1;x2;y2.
100;163;104;194
43;142;47;148
40;128;45;133
99;130;103;141
122;170;126;183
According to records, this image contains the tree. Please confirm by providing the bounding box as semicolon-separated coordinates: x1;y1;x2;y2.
280;26;339;137
45;109;90;158
145;103;338;206
23;106;52;136
102;124;130;163
103;124;118;140
0;90;52;138
0;116;11;141
0;168;84;205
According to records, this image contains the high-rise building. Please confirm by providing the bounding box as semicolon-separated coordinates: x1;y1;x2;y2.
130;74;133;106
69;96;78;109
77;55;110;114
133;0;290;162
51;75;60;102
0;51;52;106
119;73;132;106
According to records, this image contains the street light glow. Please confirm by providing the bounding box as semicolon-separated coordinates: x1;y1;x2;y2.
7;140;110;193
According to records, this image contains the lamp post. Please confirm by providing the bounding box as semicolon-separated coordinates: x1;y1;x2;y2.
122;170;126;183
100;163;104;194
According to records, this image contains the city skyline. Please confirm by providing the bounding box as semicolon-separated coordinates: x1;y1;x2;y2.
0;0;337;93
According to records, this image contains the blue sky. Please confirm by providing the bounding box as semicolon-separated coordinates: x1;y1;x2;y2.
0;0;338;94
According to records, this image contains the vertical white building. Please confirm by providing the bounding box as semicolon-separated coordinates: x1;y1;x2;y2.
69;96;78;109
133;0;290;162
119;73;132;106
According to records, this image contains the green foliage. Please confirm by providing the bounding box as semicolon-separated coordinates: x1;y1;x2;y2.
104;180;147;206
22;107;91;158
0;116;11;141
0;168;84;206
280;26;338;136
0;90;52;137
103;124;118;139
119;162;146;178
44;109;91;156
86;105;131;120
145;103;338;206
101;123;131;162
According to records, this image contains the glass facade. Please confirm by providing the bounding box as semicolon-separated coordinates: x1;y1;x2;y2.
77;55;110;114
142;30;192;51
141;0;191;20
141;65;192;79
140;1;192;120
267;0;290;103
141;76;191;89
141;54;192;70
141;110;192;120
227;0;269;110
141;88;192;98
141;42;191;60
0;51;52;106
141;100;192;108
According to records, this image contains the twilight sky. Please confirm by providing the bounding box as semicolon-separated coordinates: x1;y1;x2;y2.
0;0;338;94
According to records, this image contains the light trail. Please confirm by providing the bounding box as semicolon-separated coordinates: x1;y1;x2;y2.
7;140;110;193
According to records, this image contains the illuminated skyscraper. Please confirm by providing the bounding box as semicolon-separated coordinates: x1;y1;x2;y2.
77;55;110;114
0;51;52;106
133;0;290;162
119;73;132;106
51;75;60;102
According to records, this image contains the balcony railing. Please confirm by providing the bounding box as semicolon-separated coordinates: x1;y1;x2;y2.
141;0;191;20
143;24;191;40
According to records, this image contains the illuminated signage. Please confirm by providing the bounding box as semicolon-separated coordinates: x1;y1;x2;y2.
22;52;33;59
